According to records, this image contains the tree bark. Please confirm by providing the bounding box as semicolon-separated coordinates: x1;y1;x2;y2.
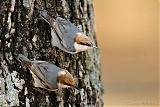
0;0;104;107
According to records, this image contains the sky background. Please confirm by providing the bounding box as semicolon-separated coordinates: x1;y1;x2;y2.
94;0;159;107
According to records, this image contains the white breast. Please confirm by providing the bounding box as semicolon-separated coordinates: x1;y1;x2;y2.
58;83;71;88
74;42;90;52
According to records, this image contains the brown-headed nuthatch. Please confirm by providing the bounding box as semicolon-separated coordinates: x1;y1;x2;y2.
40;10;98;54
18;54;79;91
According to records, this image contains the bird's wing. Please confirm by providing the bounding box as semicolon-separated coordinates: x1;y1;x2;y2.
54;17;81;52
30;61;59;89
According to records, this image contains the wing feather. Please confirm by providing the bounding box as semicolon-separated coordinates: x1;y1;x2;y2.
53;17;80;52
30;61;59;89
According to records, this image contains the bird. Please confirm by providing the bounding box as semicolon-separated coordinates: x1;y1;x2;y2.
39;10;98;54
18;54;79;91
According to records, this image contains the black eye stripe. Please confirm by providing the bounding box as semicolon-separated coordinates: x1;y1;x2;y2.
64;83;74;87
80;42;87;45
79;42;92;46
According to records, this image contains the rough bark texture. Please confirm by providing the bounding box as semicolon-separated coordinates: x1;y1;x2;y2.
0;0;104;107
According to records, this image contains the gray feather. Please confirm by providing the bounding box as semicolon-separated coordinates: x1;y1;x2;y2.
54;17;80;52
30;61;60;89
18;54;31;62
51;28;72;53
40;10;81;53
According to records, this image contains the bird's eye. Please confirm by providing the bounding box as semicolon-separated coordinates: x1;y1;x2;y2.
79;42;92;46
79;42;86;45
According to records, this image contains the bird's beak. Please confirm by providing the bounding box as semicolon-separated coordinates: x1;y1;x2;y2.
74;86;81;91
93;45;99;49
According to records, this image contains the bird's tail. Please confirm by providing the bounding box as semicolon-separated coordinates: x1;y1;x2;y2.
39;10;55;28
17;54;31;67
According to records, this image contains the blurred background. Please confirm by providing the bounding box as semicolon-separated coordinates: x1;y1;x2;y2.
94;0;159;107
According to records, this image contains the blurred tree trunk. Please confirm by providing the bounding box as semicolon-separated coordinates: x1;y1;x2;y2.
0;0;104;107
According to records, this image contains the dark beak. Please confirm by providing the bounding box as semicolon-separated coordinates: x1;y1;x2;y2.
74;86;81;91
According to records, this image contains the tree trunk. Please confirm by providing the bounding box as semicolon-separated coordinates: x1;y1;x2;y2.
0;0;104;107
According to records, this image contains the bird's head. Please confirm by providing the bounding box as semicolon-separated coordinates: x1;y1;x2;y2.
74;33;98;53
57;69;75;88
